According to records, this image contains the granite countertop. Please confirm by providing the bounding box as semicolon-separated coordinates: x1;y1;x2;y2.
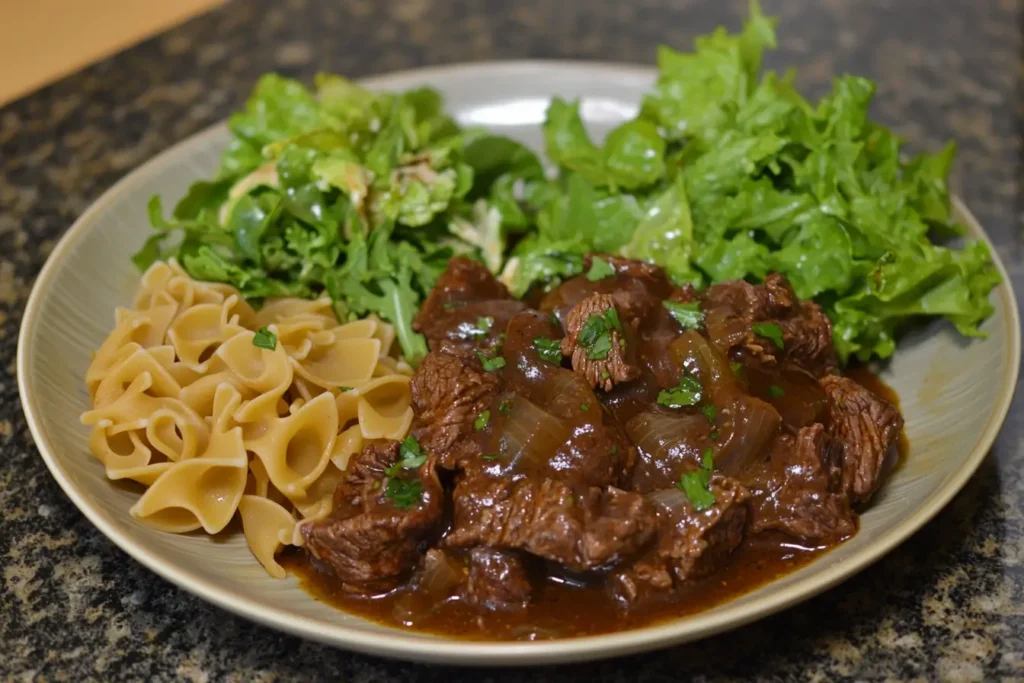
1;0;1022;680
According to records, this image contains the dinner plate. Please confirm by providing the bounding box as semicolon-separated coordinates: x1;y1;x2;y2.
17;61;1021;665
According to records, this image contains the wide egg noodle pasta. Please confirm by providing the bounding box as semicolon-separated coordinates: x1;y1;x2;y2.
80;260;416;577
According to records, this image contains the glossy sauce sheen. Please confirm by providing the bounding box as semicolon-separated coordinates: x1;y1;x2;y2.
285;371;906;641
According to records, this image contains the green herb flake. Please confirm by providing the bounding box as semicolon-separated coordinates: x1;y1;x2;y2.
476;350;507;372
611;445;619;455
385;436;427;476
657;374;703;408
481;454;501;461
769;384;785;398
577;307;626;360
252;326;277;350
601;369;610;380
474;410;491;431
580;403;590;411
385;477;424;509
586;257;616;281
677;449;716;511
752;322;785;349
700;404;716;422
663;300;704;330
498;399;513;415
533;337;563;365
338;386;354;392
372;480;381;490
443;301;466;311
710;430;719;441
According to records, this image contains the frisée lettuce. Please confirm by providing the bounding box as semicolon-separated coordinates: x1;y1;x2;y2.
134;0;1000;366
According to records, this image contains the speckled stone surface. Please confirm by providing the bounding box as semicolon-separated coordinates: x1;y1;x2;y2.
1;0;1022;680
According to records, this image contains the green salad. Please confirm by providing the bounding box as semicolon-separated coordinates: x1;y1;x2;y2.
135;1;999;366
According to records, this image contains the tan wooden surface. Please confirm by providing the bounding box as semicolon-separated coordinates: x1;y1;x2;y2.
0;0;223;106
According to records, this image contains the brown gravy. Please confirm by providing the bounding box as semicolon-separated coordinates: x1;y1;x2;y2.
283;371;905;640
281;536;828;640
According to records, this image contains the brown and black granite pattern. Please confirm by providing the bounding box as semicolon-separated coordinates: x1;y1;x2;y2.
1;0;1023;680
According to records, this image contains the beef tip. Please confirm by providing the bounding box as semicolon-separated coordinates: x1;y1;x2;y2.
609;475;749;607
410;350;500;470
445;477;658;572
303;442;444;594
820;375;904;505
417;299;528;354
741;424;855;541
465;548;533;612
561;293;640;391
412;257;526;354
702;273;838;377
542;255;676;327
583;254;667;282
413;257;512;332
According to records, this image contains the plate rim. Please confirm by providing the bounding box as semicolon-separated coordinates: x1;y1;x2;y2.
16;59;1022;665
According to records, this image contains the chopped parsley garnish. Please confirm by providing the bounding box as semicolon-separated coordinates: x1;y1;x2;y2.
769;384;785;398
533;337;563;364
498;398;513;415
474;410;491;431
338;386;354;392
481;454;501;461
460;316;494;339
253;326;277;350
385;436;427;476
580;403;590;411
700;404;716;422
752;322;785;349
372;480;381;490
442;300;466;311
710;430;719;440
550;312;561;327
586;257;616;281
729;361;744;377
476;350;506;372
601;369;610;380
611;445;619;456
677;448;716;511
663;300;704;330
383;436;427;509
385;478;423;509
657;374;703;408
577;308;624;360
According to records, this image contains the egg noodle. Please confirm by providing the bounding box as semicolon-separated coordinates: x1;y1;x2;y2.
81;260;414;577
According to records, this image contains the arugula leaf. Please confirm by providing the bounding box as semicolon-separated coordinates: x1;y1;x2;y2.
586;257;616;281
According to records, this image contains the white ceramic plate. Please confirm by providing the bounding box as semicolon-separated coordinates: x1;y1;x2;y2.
17;62;1022;665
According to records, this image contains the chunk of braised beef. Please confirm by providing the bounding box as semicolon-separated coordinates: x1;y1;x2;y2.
820;375;904;505
303;442;444;594
409;350;500;470
561;293;639;392
702;273;838;377
417;299;528;354
609;475;749;607
465;548;533;612
741;424;855;541
445;477;658;572
542;255;675;327
414;257;512;326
